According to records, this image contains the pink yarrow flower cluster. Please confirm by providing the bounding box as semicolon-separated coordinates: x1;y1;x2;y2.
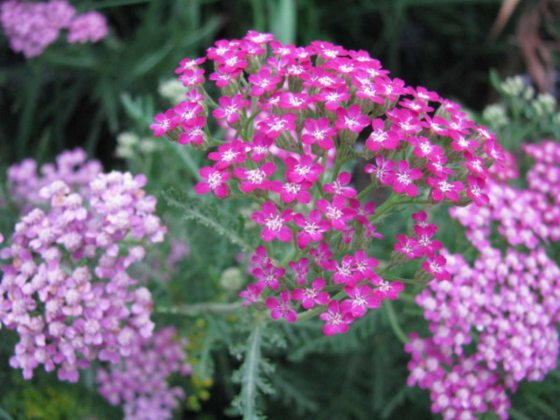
66;11;108;43
7;148;102;210
407;247;560;419
451;141;560;250
0;171;166;382
151;31;501;335
97;327;191;420
406;141;560;419
0;0;108;58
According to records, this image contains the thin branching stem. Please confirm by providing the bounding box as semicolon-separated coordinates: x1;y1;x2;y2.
156;302;241;316
384;300;408;344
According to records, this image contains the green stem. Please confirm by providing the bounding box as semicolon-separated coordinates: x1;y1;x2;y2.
16;66;42;159
380;271;421;286
525;395;557;419
201;87;219;109
370;193;410;223
384;300;408;344
509;408;533;420
356;182;377;200
156;302;241;316
165;141;201;180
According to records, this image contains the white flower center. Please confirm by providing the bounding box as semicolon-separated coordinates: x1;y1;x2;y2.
295;164;310;177
438;181;451;192
222;150;238;162
353;296;367;307
208;172;222;189
397;173;411;185
326;92;341;102
378;281;390;292
284;183;301;194
265;215;283;231
247;169;265;184
225;105;237;116
313;129;326;140
420;142;432;154
303;288;317;299
330;312;342;325
304;222;319;235
344;117;358;129
326;206;343;220
371;131;387;143
270;121;286;131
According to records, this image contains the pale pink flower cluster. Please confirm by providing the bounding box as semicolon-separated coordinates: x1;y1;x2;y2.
451;141;560;250
408;141;560;419
524;140;560;238
0;0;108;58
0;171;166;382
407;247;560;419
7;148;102;210
97;327;191;420
66;10;108;44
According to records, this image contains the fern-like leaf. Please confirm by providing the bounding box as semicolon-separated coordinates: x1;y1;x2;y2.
231;316;275;420
163;186;253;252
287;311;379;362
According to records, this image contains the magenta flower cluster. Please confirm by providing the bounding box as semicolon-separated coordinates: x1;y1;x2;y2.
0;0;108;58
7;148;102;210
150;31;502;335
97;327;191;420
393;211;449;280
407;247;560;419
0;170;166;382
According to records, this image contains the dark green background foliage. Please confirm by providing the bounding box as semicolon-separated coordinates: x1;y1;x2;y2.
1;0;517;167
1;1;560;420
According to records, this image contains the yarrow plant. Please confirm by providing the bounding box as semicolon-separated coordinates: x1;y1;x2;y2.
96;327;192;420
406;140;560;419
0;0;108;58
0;166;166;382
150;31;503;335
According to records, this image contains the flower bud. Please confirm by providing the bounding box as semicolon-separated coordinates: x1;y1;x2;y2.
219;267;244;292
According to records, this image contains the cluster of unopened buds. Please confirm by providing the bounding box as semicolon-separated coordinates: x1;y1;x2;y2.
151;31;502;335
0;167;166;382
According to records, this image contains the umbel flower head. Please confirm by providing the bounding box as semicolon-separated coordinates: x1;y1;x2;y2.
451;140;560;250
0;0;108;58
407;247;560;420
7;148;102;210
151;31;502;334
407;141;560;419
97;327;191;420
0;171;166;382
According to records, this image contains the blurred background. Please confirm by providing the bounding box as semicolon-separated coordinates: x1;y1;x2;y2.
2;0;559;167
